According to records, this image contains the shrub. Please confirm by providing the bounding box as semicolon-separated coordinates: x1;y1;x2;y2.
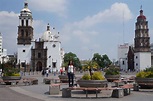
12;73;20;76
81;71;105;80
3;63;20;76
144;67;153;72
82;73;91;80
104;66;120;75
136;67;153;78
92;72;105;80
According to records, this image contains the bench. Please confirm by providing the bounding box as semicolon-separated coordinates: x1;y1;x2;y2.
3;80;20;85
113;80;125;87
22;78;38;85
22;78;32;86
120;84;133;96
62;84;134;98
43;78;60;84
106;78;120;82
62;87;116;98
113;79;134;86
0;78;4;84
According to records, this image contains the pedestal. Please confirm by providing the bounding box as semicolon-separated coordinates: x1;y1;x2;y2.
62;88;71;98
112;88;124;98
123;88;131;96
49;84;60;95
133;83;139;91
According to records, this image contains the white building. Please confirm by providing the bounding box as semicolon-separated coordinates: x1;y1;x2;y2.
17;2;64;72
134;9;151;71
0;33;2;57
118;43;129;71
0;33;8;63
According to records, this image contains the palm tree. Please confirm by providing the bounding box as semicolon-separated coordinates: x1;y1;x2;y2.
83;60;99;79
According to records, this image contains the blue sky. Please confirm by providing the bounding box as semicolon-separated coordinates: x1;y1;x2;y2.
0;0;153;61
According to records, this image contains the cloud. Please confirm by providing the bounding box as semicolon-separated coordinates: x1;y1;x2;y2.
73;2;132;29
29;0;68;16
61;2;132;43
33;20;46;39
0;11;19;28
0;11;19;54
60;2;133;59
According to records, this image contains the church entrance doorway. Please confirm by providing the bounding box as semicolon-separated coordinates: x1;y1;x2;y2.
36;61;42;71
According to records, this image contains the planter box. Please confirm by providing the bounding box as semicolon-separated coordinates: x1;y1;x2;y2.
135;77;153;89
77;79;108;88
58;75;68;83
2;76;21;80
2;76;21;85
105;75;120;82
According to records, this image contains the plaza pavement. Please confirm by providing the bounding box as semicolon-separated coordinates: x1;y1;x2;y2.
1;72;153;101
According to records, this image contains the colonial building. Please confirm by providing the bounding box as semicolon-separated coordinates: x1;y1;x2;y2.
134;8;151;71
119;8;151;71
17;2;64;72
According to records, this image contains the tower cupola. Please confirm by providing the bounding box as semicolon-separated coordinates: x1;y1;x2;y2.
17;1;33;45
137;8;146;21
47;23;50;31
20;1;32;16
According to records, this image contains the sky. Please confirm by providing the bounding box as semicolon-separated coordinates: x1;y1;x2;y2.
0;0;153;61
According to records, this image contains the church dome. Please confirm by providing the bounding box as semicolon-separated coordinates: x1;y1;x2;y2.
41;24;52;41
137;10;146;20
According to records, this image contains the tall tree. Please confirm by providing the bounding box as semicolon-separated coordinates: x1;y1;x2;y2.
63;52;81;70
92;53;112;69
92;53;103;69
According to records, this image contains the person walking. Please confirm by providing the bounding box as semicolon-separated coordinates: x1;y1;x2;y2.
46;69;49;77
41;69;45;77
67;60;75;87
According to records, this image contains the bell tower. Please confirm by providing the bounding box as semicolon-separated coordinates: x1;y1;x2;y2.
134;9;150;52
17;1;33;45
17;1;33;67
134;8;151;71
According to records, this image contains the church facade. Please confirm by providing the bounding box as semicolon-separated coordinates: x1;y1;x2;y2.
17;2;64;72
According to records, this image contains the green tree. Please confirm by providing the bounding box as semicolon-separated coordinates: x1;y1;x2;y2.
92;53;103;69
92;53;112;69
102;54;112;68
63;52;81;70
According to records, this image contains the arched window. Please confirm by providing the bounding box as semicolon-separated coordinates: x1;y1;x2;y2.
22;20;24;26
38;53;41;58
26;20;28;26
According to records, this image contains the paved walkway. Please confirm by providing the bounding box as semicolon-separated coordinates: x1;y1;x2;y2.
0;87;43;101
1;72;153;101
